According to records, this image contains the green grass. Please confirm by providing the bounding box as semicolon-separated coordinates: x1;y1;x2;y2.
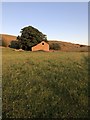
2;48;89;118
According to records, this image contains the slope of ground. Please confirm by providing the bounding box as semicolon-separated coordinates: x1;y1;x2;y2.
0;34;17;47
48;40;89;52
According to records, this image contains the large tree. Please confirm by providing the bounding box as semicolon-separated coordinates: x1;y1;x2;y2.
17;26;47;50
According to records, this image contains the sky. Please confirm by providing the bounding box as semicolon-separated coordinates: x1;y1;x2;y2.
1;2;88;45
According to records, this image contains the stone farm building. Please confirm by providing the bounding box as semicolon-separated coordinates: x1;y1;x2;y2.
32;41;49;51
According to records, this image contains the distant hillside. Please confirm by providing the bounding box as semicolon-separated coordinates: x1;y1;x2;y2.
0;34;17;47
0;34;89;52
48;40;89;52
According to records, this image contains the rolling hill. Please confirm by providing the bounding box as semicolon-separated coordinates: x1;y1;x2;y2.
0;34;17;47
0;34;89;52
48;40;89;52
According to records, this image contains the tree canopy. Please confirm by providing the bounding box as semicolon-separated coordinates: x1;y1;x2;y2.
17;26;47;50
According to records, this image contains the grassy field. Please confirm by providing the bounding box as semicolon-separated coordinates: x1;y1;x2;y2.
2;48;89;118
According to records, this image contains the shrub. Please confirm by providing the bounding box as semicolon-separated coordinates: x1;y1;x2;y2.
49;43;61;50
10;41;20;49
80;45;86;47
